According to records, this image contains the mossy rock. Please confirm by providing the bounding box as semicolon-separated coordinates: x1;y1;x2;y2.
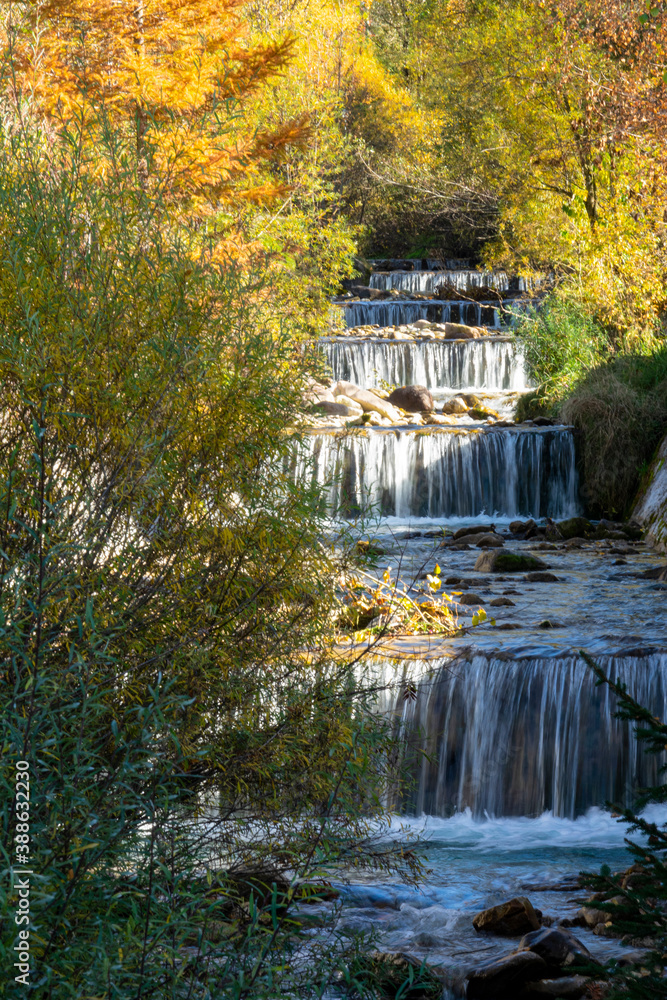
471;406;500;420
475;550;548;573
356;539;386;558
557;517;594;540
347;952;443;999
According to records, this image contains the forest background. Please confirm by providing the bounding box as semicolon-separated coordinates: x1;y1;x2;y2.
0;0;666;998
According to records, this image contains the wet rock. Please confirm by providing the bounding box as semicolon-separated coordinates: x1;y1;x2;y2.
475;533;504;548
532;416;556;427
473;896;541;936
462;393;483;407
510;519;536;535
557;517;593;539
413;319;433;329
519;976;589;999
518;927;593;973
388;384;434;412
496;622;522;630
490;597;516;607
471;406;501;420
524;572;560;583
564;538;586;549
537;620;564;629
458;593;485;606
453;524;496;539
475;551;548;573
466;951;548;999
442;396;469;414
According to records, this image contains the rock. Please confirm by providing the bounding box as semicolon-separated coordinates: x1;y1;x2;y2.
425;412;457;425
314;400;358;417
389;329;413;340
557;517;593;540
473;897;541;936
442;396;469;414
387;384;434;412
334;381;401;422
413;318;433;329
524;572;559;583
518;927;593;974
467;951;548;999
509;519;537;536
475;533;504;548
532;416;556;427
519;976;589;999
443;322;482;340
458;593;485;606
490;597;516;607
564;537;586;549
462;393;483;407
471;406;501;420
475;551;548;573
332;393;364;412
454;524;497;539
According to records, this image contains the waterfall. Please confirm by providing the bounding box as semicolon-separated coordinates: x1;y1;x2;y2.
369;270;529;294
385;653;667;819
320;338;530;391
343;300;503;329
295;428;579;519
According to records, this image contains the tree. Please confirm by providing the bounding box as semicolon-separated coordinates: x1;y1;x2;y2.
0;58;418;1000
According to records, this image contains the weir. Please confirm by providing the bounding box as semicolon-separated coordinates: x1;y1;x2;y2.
320;337;529;391
298;427;579;520
387;653;667;819
303;258;667;829
369;269;529;294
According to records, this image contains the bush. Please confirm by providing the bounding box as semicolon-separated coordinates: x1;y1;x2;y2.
0;108;419;998
515;293;609;401
561;348;667;516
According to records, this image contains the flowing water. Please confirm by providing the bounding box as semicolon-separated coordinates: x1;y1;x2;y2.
295;262;667;995
320;338;528;391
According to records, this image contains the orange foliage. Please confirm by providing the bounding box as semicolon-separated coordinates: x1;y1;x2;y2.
5;0;308;208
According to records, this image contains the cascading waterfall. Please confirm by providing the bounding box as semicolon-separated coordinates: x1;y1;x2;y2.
295;427;579;519
343;300;503;329
321;338;530;391
369;270;529;294
382;653;667;819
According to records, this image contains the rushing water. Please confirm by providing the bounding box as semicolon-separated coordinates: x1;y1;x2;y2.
369;270;529;294
389;652;667;818
296;427;579;519
343;300;503;329
320;338;529;391
296;261;666;993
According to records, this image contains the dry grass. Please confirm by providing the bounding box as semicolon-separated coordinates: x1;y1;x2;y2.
561;354;667;516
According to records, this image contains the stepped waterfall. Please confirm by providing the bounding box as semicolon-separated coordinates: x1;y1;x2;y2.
300;261;667;827
295;260;667;993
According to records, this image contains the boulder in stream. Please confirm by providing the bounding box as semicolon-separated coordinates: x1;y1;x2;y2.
518;926;594;973
443;322;483;339
557;517;593;539
466;950;548;999
473;896;541;936
333;381;401;422
442;396;469;414
388;384;434;412
519;975;589;999
475;551;548;573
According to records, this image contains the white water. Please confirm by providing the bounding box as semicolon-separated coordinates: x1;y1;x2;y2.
369;270;529;294
387;653;667;819
343;299;503;329
321;338;529;391
296;427;579;520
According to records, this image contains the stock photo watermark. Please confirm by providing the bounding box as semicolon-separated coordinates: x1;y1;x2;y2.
12;756;32;986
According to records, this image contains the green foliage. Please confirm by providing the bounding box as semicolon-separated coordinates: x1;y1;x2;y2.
515;293;608;401
581;652;667;998
0;105;420;997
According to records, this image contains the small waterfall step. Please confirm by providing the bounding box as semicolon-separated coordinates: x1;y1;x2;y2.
296;426;579;520
388;652;667;819
341;298;505;329
321;336;529;391
369;269;531;294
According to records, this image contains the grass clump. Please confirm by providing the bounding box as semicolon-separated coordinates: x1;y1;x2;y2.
561;347;667;516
